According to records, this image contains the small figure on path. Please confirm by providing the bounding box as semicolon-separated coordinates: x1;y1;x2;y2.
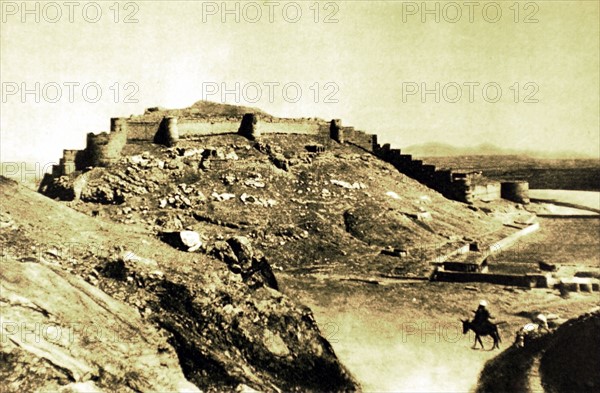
461;300;501;350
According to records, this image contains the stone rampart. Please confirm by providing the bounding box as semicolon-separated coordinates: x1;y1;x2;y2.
45;107;529;207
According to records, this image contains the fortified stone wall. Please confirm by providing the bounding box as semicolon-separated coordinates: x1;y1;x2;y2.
52;149;79;177
179;119;239;138
342;127;378;152
432;270;549;288
47;108;529;206
52;118;128;176
335;122;511;204
472;183;502;201
120;116;328;141
85;118;128;167
260;120;326;136
49;112;329;177
126;121;161;141
154;117;179;147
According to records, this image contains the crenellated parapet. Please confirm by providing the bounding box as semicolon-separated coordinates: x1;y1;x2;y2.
52;149;79;177
44;107;529;206
335;118;527;204
85;117;128;167
45;108;330;179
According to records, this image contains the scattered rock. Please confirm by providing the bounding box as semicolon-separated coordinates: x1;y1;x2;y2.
244;178;266;188
120;250;159;268
240;193;277;207
381;247;409;258
225;151;239;160
167;160;183;170
227;236;254;265
263;330;290;357
235;383;260;393
202;148;226;160
209;236;279;290
330;179;367;189
200;159;211;170
222;174;237;185
211;192;236;202
180;231;202;252
407;211;433;221
58;381;103;393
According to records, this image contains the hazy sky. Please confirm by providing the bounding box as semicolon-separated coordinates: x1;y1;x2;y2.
1;0;599;164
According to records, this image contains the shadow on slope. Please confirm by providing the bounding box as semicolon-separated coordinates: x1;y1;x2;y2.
476;309;600;393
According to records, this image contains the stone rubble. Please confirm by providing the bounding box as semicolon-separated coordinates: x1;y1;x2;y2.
240;193;277;207
330;179;367;190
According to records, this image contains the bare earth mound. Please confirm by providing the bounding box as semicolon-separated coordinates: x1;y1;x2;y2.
1;176;358;392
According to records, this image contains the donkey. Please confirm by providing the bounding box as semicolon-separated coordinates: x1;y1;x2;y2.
461;319;502;350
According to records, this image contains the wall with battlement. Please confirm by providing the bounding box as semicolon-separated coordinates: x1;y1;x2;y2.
52;118;127;177
336;123;506;204
342;127;378;152
122;116;328;142
126;121;160;141
367;142;515;203
52;149;80;177
49;112;329;177
47;108;529;206
85;128;127;167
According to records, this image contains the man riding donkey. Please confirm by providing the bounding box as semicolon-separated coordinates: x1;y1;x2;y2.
461;300;502;350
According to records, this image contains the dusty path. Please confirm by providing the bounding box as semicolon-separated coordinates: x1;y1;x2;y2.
309;307;498;392
281;273;599;392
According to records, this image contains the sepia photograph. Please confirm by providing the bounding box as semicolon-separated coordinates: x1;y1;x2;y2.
1;1;599;392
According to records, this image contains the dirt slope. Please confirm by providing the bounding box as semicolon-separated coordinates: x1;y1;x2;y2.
1;258;197;393
539;309;600;392
1;176;358;392
32;129;541;391
41;133;510;279
476;309;600;393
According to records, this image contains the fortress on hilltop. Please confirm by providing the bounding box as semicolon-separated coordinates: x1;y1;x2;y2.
44;102;529;205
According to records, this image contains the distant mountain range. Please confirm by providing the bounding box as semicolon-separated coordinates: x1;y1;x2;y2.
404;142;596;159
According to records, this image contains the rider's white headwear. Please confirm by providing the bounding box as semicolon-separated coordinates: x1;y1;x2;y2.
479;300;488;307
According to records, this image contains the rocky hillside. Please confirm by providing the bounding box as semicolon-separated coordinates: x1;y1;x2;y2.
28;123;534;391
539;309;600;392
39;133;516;279
1;176;357;392
476;308;600;393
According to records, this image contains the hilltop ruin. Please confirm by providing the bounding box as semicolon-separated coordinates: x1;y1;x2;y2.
41;101;530;205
